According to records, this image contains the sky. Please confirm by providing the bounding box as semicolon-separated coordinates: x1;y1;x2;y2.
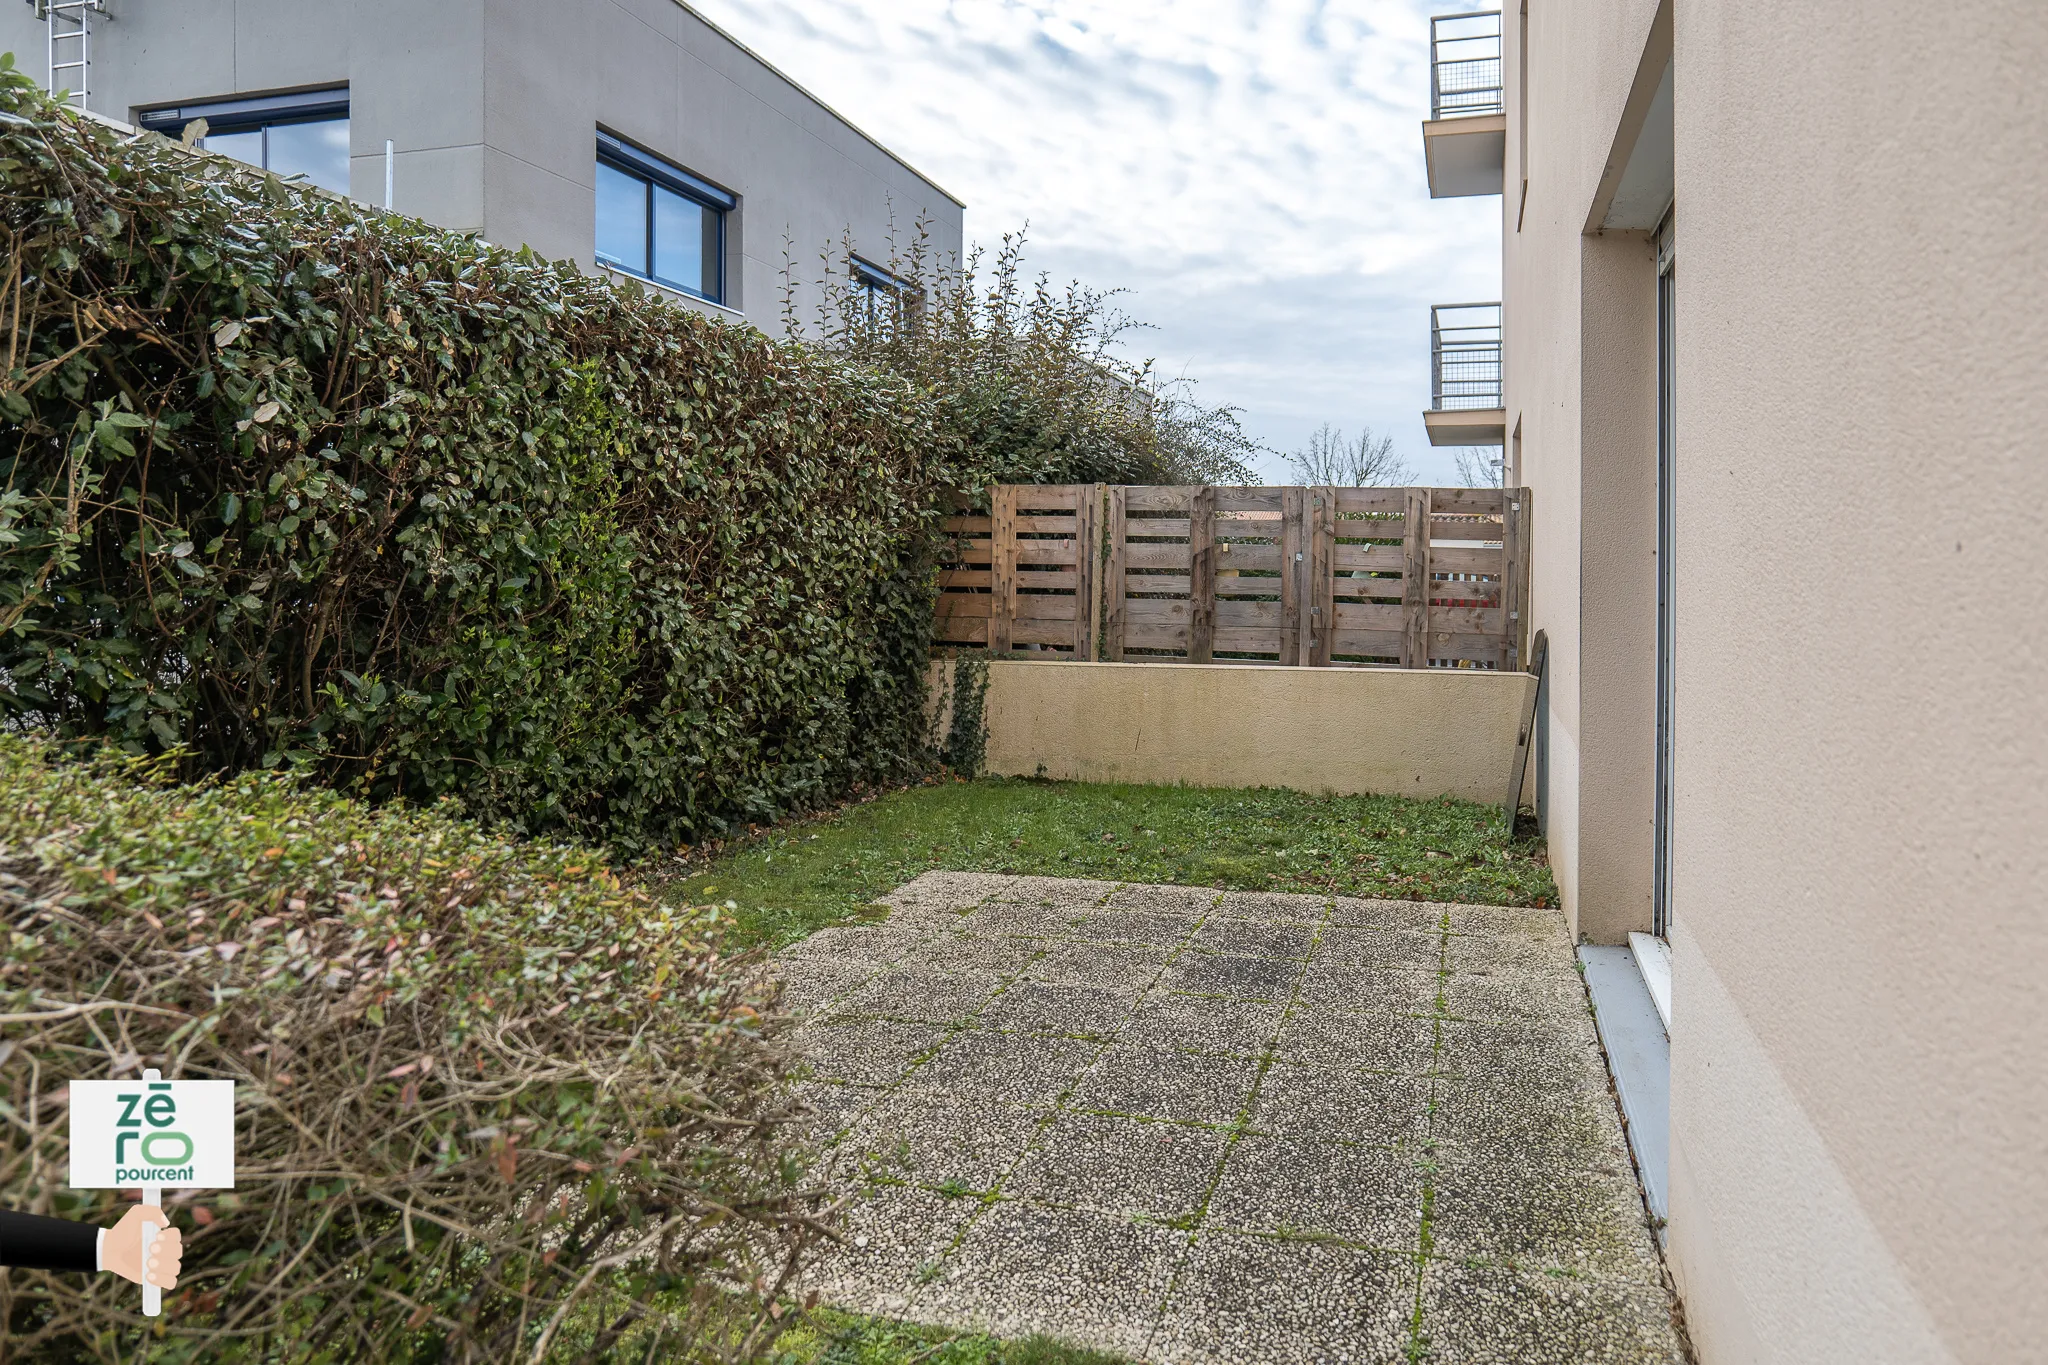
688;0;1503;484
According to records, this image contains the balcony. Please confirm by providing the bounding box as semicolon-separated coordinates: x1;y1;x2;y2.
1423;10;1505;199
1425;302;1506;446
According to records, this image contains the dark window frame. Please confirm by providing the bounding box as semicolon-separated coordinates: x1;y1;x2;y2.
850;255;920;328
594;131;734;306
136;86;349;140
135;87;350;190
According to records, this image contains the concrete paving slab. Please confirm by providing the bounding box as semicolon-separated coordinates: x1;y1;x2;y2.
1150;1232;1414;1365
1270;1006;1439;1075
1071;910;1204;949
1246;1063;1433;1150
779;920;936;967
772;957;879;1024
1441;966;1586;1024
977;979;1136;1039
1328;895;1443;930
1296;961;1443;1015
797;1016;952;1087
783;875;1679;1364
900;1029;1099;1107
1156;951;1303;1002
877;870;1017;916
846;1093;1049;1194
1212;890;1333;924
908;931;1050;978
1415;1261;1684;1364
799;1182;981;1316
1068;1045;1265;1127
1434;1016;1609;1084
1121;990;1285;1059
1105;882;1221;915
1190;918;1319;960
790;1078;889;1146
1205;1133;1426;1248
919;1201;1185;1361
834;966;1010;1025
1443;901;1573;940
1429;1072;1633;1168
1444;922;1579;974
969;898;1094;939
999;876;1122;907
1006;1111;1228;1220
1313;925;1446;973
1426;1135;1663;1282
1026;940;1175;994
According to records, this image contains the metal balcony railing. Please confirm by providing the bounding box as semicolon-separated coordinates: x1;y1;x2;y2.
1430;10;1504;120
1432;303;1503;411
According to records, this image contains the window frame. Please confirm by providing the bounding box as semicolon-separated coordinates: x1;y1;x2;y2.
594;131;736;306
136;88;351;187
849;255;920;328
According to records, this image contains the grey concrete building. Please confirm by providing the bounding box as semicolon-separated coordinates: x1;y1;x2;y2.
4;0;965;331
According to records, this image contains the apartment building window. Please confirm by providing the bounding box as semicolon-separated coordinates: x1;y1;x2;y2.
595;133;734;305
137;90;350;195
850;256;918;326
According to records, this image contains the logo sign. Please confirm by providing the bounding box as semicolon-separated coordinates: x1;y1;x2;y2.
68;1080;236;1190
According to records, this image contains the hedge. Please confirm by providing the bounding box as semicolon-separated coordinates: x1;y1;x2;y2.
0;58;957;850
0;732;824;1362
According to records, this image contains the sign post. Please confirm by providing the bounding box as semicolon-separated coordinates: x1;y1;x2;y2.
69;1070;235;1316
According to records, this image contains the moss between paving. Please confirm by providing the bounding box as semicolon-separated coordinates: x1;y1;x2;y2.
652;776;1556;953
780;873;1683;1365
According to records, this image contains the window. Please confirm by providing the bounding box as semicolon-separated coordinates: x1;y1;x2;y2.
594;133;734;305
138;89;350;195
850;256;917;327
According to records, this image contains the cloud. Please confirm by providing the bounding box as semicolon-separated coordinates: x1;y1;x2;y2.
688;0;1502;481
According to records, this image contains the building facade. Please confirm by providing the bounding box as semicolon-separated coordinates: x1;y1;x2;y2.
3;0;964;331
1423;2;2047;1361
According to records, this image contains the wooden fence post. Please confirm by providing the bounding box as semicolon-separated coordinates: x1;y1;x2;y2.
989;484;1016;655
1278;487;1305;666
1187;485;1216;664
1074;482;1104;659
1104;486;1127;661
1307;486;1336;666
1402;487;1433;668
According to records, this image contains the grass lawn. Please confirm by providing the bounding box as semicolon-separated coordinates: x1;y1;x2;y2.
655;776;1554;952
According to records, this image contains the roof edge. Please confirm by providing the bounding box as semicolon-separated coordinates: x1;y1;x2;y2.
670;0;967;211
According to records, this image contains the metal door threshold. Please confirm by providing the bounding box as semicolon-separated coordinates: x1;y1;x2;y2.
1579;945;1670;1230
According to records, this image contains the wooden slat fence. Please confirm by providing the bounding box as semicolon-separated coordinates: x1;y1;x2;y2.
934;484;1103;658
938;485;1532;671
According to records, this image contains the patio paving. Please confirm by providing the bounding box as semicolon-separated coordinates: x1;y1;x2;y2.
778;872;1685;1365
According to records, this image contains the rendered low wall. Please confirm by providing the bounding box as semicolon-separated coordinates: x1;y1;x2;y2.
948;659;1535;803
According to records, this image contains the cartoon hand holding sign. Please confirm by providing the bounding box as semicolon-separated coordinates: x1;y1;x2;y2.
60;1069;235;1315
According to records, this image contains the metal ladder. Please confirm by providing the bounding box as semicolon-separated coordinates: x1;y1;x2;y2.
33;0;110;109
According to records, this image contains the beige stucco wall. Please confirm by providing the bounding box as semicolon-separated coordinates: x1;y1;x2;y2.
1504;0;1664;944
948;661;1533;804
1662;2;2048;1361
1506;0;2048;1359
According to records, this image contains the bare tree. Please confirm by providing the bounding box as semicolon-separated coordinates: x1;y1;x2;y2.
1452;445;1505;488
1286;423;1414;486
